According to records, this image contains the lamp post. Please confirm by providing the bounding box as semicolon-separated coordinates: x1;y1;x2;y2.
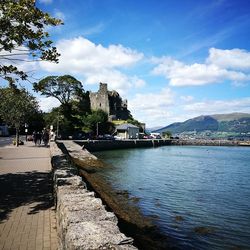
56;112;62;139
56;116;59;138
25;123;28;141
96;122;100;138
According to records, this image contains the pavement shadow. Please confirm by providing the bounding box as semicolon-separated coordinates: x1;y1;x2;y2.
0;171;54;221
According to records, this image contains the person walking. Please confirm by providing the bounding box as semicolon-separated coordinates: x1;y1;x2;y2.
36;132;42;146
33;131;37;146
42;129;50;147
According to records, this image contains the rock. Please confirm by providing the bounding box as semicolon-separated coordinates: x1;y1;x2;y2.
194;226;215;235
50;141;137;250
175;215;184;222
65;221;134;250
56;176;83;187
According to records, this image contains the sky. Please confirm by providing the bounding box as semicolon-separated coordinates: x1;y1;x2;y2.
5;0;250;128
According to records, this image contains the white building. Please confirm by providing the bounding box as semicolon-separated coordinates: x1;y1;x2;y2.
116;123;139;139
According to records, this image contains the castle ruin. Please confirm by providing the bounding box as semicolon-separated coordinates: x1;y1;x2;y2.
89;83;130;120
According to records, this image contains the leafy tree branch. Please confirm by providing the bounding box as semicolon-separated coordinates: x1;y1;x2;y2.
0;0;62;83
33;75;84;105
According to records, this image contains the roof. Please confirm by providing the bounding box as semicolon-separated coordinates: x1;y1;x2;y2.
116;123;139;130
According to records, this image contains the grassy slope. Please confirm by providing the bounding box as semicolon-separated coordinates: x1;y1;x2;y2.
155;113;250;133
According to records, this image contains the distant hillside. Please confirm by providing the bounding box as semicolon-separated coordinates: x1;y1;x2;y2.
154;113;250;134
211;113;250;121
147;126;162;132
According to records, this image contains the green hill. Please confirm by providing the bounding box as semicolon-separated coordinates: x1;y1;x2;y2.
154;113;250;134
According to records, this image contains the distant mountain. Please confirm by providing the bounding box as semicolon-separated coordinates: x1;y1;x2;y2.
147;126;162;132
153;113;250;134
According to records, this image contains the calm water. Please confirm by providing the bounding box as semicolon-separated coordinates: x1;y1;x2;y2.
94;146;250;250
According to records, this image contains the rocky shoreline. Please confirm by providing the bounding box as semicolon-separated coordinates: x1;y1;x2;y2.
171;139;245;146
50;141;137;250
54;139;250;249
59;140;178;250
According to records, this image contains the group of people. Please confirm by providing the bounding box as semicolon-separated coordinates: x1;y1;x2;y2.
32;129;53;147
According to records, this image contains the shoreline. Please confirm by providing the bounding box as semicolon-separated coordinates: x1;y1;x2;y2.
74;138;250;152
59;140;250;249
59;140;178;250
78;168;176;250
171;138;249;146
75;139;171;152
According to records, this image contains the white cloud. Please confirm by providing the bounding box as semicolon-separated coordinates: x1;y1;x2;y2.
0;46;38;75
152;48;250;87
152;56;250;87
39;36;144;93
85;69;126;88
85;69;144;96
180;95;194;102
207;48;250;70
130;88;174;110
129;88;175;126
38;97;60;112
128;86;250;127
131;76;146;88
183;97;250;115
82;23;106;36
40;36;143;72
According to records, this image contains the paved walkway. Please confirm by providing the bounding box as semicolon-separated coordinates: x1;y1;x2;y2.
0;141;58;250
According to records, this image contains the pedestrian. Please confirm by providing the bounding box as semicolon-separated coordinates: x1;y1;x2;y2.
50;130;55;141
33;131;37;145
42;129;49;147
36;132;41;146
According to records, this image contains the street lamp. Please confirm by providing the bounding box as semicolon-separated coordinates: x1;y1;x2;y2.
56;115;59;138
56;113;63;139
25;123;28;141
96;122;100;138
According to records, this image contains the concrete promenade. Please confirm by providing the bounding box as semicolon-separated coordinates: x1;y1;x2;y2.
0;141;58;250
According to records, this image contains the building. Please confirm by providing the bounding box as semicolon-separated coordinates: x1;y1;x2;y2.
89;83;130;120
116;123;139;139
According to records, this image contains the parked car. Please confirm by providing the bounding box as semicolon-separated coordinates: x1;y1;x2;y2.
143;135;153;139
97;134;114;140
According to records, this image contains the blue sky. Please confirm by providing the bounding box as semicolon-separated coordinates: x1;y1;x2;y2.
9;0;250;127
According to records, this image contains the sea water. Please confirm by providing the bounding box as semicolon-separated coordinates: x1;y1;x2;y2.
94;146;250;250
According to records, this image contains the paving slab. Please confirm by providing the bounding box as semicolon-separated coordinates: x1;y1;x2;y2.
0;141;58;250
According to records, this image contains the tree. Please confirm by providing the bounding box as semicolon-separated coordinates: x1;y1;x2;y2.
34;75;85;133
43;106;73;138
162;131;172;138
83;110;110;135
0;0;62;84
0;87;39;146
33;75;83;106
71;91;91;116
127;116;144;132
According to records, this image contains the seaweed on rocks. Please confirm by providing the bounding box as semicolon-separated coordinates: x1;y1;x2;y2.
77;167;179;250
62;141;180;250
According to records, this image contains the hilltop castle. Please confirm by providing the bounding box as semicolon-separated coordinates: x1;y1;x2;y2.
89;83;130;120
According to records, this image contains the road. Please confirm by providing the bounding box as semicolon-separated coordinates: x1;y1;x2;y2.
0;136;14;147
0;136;28;147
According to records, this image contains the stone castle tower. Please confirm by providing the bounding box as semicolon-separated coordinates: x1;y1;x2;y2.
89;83;130;120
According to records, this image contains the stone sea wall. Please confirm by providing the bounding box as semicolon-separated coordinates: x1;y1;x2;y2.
75;139;171;152
50;142;137;250
72;139;249;151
